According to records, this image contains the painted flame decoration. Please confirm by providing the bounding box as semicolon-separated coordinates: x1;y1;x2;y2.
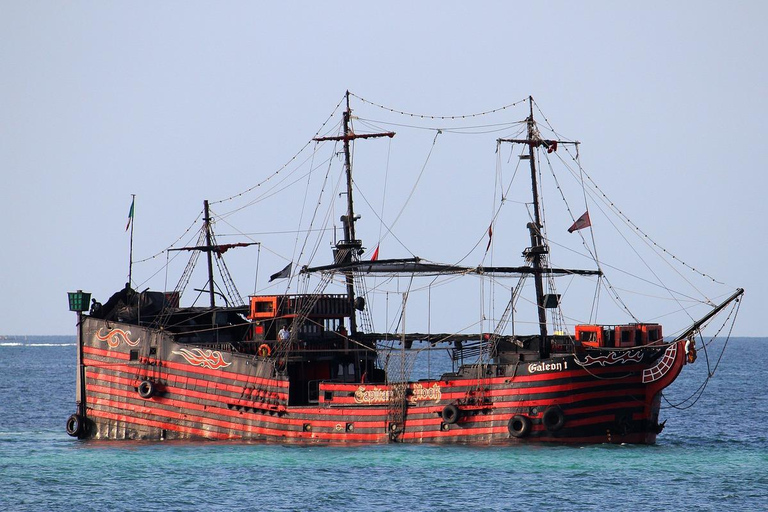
576;350;644;367
95;328;140;348
172;348;232;370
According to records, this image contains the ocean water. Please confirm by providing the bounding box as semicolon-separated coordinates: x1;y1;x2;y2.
0;336;766;511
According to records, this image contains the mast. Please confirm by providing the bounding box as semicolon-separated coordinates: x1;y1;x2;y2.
167;207;257;308
525;97;550;356
313;91;395;334
127;194;136;286
342;92;356;244
497;97;580;358
341;92;358;332
203;200;216;308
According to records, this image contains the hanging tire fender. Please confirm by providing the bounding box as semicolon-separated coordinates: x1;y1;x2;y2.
66;414;85;438
508;415;532;438
542;406;565;432
441;404;461;424
138;379;155;399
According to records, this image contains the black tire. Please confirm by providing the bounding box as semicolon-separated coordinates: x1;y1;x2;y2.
543;406;565;432
138;380;155;399
508;415;532;438
66;414;84;437
441;404;461;425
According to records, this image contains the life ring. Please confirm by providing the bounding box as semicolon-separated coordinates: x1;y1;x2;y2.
138;380;155;399
542;406;565;432
508;415;532;438
66;413;85;437
258;344;271;357
441;404;462;425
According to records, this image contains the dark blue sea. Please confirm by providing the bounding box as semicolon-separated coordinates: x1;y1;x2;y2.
1;336;766;511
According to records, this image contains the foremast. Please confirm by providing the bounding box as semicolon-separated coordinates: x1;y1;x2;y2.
313;91;394;334
524;98;549;356
498;96;579;358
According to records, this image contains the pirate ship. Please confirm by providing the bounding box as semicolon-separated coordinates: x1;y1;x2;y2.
66;93;743;444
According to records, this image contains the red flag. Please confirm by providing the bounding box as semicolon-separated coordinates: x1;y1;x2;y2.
485;224;493;252
568;211;591;233
370;245;380;261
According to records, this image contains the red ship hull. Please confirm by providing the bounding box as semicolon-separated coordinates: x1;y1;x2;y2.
71;317;686;445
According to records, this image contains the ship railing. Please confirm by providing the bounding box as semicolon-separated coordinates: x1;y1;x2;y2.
195;342;237;352
550;338;577;353
452;337;578;361
450;340;486;362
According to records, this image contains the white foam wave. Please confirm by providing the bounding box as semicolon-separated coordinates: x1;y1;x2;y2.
0;342;76;347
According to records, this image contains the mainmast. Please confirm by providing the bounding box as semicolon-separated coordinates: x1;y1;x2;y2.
313;91;394;334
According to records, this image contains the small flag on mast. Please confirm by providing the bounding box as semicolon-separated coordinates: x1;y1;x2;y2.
567;211;591;233
269;262;292;282
125;197;135;232
485;223;493;252
370;245;380;261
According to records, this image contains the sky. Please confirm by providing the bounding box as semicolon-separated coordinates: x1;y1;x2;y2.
1;1;765;336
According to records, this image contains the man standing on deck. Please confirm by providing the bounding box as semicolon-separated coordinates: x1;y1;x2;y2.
278;325;290;343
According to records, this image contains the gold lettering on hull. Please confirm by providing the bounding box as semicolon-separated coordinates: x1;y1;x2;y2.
353;383;442;404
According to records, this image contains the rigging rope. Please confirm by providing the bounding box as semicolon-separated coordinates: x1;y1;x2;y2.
211;95;346;206
350;92;528;120
382;130;442;243
662;297;741;409
555;142;726;289
134;211;203;264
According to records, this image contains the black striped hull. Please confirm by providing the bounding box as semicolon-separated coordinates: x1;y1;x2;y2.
73;318;686;445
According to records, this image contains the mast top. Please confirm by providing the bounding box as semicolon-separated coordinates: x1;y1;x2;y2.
310;92;397;334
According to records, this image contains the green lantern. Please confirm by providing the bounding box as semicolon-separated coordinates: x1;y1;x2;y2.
68;290;92;312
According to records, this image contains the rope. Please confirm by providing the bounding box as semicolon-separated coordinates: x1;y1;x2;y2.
356;117;526;135
134;211;203;263
555;146;726;288
382;130;442;242
211;95;345;205
350;92;528;120
661;297;742;409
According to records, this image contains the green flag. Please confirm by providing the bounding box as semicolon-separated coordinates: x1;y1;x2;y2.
125;197;135;231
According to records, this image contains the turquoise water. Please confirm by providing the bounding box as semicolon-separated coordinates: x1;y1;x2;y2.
1;337;766;511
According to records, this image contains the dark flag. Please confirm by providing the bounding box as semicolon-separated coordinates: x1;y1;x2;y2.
568;211;591;233
269;262;292;282
485;224;493;252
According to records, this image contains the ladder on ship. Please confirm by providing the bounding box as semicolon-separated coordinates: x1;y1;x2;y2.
386;354;408;442
385;293;413;442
